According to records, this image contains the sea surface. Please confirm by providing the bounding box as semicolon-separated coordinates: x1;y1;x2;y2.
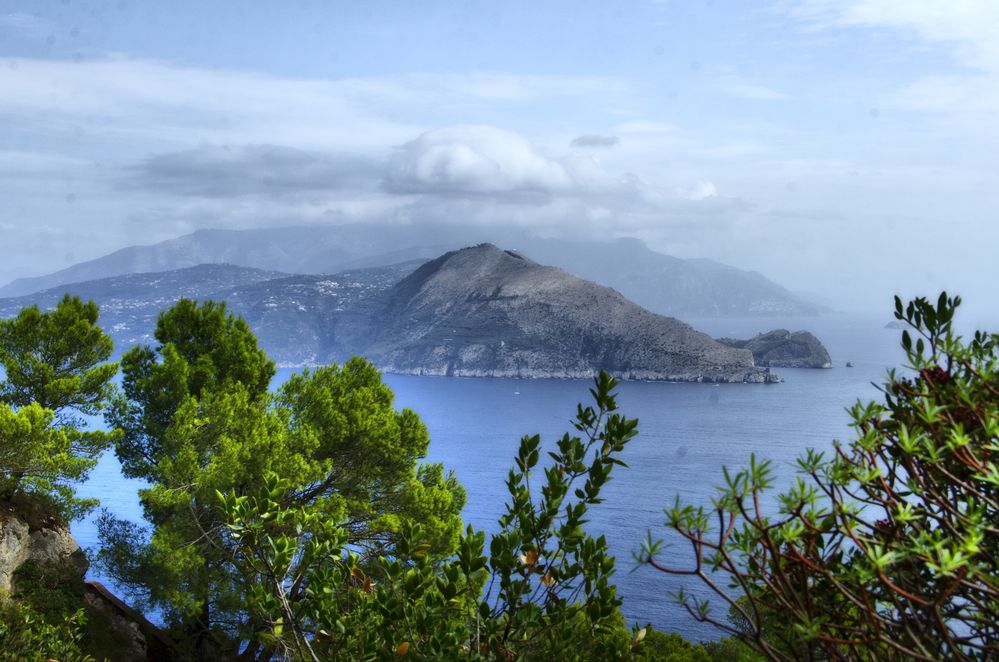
73;313;909;641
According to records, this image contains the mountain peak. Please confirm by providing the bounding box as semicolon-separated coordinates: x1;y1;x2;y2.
367;244;775;382
433;243;536;268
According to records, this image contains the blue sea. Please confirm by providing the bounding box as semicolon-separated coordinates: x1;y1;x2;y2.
73;314;909;641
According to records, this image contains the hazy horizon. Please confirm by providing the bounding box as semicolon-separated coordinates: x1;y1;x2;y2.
1;1;997;318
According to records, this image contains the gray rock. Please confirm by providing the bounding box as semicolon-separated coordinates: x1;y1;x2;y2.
83;590;149;661
0;511;87;592
718;329;832;368
0;507;174;660
0;515;29;592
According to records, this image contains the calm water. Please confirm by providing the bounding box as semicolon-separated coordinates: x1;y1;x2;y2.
74;314;907;640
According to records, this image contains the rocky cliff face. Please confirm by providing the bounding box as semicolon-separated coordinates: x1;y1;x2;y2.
0;503;172;661
365;245;777;383
0;508;86;592
717;329;832;368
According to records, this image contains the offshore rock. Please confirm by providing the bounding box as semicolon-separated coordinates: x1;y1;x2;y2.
718;329;832;369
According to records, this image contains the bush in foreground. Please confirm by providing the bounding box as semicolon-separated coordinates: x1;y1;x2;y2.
642;293;998;660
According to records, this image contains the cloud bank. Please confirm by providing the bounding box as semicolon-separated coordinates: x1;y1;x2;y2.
134;145;380;197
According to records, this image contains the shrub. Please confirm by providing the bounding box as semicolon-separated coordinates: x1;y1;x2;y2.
641;294;999;660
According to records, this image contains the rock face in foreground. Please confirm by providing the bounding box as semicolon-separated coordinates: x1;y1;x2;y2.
364;244;777;383
718;329;832;368
0;507;86;592
0;503;174;660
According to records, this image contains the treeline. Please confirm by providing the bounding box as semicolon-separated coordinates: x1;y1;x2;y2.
0;293;995;661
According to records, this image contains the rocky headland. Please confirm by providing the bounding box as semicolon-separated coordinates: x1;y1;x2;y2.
717;329;832;368
363;244;778;383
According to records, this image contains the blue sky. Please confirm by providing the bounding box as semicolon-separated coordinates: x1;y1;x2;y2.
1;1;997;316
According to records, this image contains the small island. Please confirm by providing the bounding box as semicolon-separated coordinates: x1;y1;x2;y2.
717;329;832;368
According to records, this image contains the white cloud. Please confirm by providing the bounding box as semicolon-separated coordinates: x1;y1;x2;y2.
0;56;722;285
386;125;574;195
678;181;718;201
383;125;699;210
793;1;999;69
131;144;381;197
570;134;620;148
114;124;735;248
791;0;999;112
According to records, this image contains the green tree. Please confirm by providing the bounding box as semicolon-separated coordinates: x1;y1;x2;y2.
641;294;999;660
276;362;465;554
0;295;118;518
0;404;97;517
99;299;464;659
633;629;712;662
109;297;275;480
476;371;639;660
219;371;647;661
0;294;117;422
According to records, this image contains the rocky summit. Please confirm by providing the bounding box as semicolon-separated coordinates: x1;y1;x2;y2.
363;244;777;382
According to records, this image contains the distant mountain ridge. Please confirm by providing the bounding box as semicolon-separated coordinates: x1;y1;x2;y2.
0;224;824;318
0;246;776;383
0;264;287;348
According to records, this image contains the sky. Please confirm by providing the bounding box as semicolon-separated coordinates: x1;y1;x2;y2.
0;0;997;317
